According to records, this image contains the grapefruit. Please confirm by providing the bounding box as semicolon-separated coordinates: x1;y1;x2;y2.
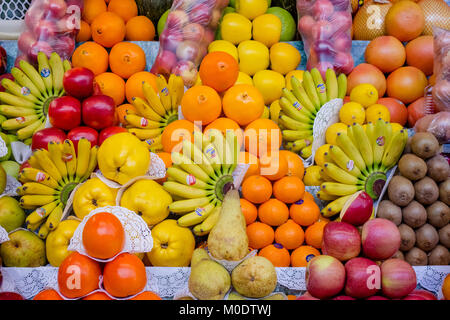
405;36;434;76
347;63;387;97
386;66;428;104
377;97;408;126
365;36;406;74
385;0;425;42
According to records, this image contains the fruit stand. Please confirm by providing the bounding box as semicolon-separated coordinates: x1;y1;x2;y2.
0;0;449;303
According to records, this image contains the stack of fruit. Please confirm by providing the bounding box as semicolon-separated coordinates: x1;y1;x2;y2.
378;132;449;266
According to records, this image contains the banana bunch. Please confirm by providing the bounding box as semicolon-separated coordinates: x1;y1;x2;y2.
19;138;98;239
163;129;239;236
124;74;184;151
318;119;408;218
0;52;71;143
270;68;347;159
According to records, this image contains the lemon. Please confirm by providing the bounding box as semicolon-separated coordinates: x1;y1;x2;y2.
339;102;366;125
234;71;253;86
253;70;285;105
350;84;379;108
314;144;331;167
269;42;301;75
366;104;391;123
220;13;252;45
208;40;239;61
236;0;269;20
391;122;404;133
285;70;304;90
252;14;282;48
325;122;348;145
237;40;270;76
303;165;324;186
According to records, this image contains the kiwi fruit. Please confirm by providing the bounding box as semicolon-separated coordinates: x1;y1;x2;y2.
410;132;440;159
376;200;402;225
426;155;450;183
388;175;415;207
440;179;450;205
398;224;416;251
415;223;439;252
402;201;427;228
426;201;450;228
405;247;428;266
403;136;412;154
398;154;427;181
391;250;405;260
414;177;439;205
427;245;450;265
439;224;450;248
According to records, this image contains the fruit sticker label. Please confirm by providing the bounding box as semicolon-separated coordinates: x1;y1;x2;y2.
161;87;169;97
293;101;302;111
140;118;148;127
21;87;31;96
295;199;304;205
36;207;46;218
41;68;51;78
62;153;73;162
145;139;155;147
35;171;46;182
195;207;206;217
376;136;385;147
346;160;354;171
205;146;216;159
317;84;326;94
15;116;25;124
186;174;196;186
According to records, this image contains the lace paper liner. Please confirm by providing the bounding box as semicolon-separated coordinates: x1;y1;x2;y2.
0;175;22;199
11;141;32;164
207;247;258;273
68;206;153;263
303;98;343;168
0;225;9;243
232;163;250;189
0;136;8;158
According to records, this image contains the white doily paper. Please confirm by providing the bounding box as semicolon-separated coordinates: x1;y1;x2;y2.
0;136;8;158
0;225;9;243
68;206;153;263
232;163;250;189
0;175;22;199
303;98;343;168
11;141;32;165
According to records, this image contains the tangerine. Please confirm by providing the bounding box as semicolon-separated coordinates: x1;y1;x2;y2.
161;119;198;153
442;274;450;300
199;51;239;93
82;0;107;24
240;198;258;225
222;84;265;126
274;219;305;250
116;103;137;125
244;118;282;157
126;16;155;41
279;150;304;179
290;245;321;267
76;20;92;42
82;292;113;300
273;176;305;204
241;175;272;204
130;291;162;300
258;198;289;226
181;85;222;125
72;41;109;76
91;11;126;48
304;220;328;249
204;117;244;148
259;151;288;181
94;72;126;106
239;151;260;179
109;42;146;79
258;244;291;267
125;71;158;104
246;222;275;249
107;0;138;22
290;199;320;227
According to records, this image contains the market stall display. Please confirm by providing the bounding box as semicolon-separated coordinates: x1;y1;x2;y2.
0;0;449;302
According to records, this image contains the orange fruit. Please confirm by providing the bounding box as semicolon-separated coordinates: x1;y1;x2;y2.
161;119;198;153
103;253;147;298
58;252;102;299
94;72;126;106
72;41;109;76
125;71;158;104
222;84;265;126
279;150;304;179
258;244;291;267
116;103;137;125
204;117;244;148
239;151;260;179
130;291;162;300
289;199;320;227
82;0;107;24
126;16;155;41
258;198;289;226
260;151;288;181
304;220;328;249
442;274;450;300
91;12;126;48
287;295;297;300
82;211;125;260
290;245;321;267
181;85;222;125
107;0;138;22
275;219;305;250
156;152;173;183
240;198;258;225
241;175;272;204
33;289;63;300
76;20;92;42
303;191;314;202
244;118;282;157
109;42;146;79
199;51;239;93
377;97;408;126
82;292;113;300
273;176;305;204
246;222;275;249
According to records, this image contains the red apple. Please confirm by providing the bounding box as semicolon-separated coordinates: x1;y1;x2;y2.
381;258;417;299
362;218;401;261
0;74;14;92
313;0;334;20
53;36;75;58
331;295;356;300
48;96;81;130
296;292;320;300
0;292;25;300
48;0;68;19
172;60;197;87
151;50;178;75
166;10;189;30
82;95;116;130
306;255;346;299
17;31;36;55
32;127;67;151
403;294;427;300
28;41;53;63
63;67;94;99
340;191;374;226
298;15;315;37
189;4;212;24
182;23;205;42
33;20;56;40
365;295;389;300
345;257;380;298
176;40;199;61
322;221;361;261
408;289;437;300
67;126;99;152
98;126;128;146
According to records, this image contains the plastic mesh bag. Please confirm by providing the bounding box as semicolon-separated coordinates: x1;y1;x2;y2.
414;111;450;144
150;0;229;87
0;0;32;20
296;0;354;78
15;0;83;66
432;26;450;112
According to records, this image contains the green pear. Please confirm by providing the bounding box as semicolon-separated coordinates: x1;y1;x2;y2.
0;197;25;232
0;164;6;195
1;161;20;179
188;248;231;300
207;189;249;261
0;230;46;267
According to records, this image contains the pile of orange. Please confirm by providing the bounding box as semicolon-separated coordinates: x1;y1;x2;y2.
241;150;329;267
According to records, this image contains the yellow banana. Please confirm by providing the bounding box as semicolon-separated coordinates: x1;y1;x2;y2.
381;129;408;170
323;162;360;185
321;182;362;196
132;97;163;122
17;120;43;140
168;74;178;111
27;220;44;232
156;74;172;112
337;73;347;100
225;129;239;175
290;76;317;114
372;119;387;170
142;81;166;116
170;152;210;182
300;145;312;158
182;139;215;178
49;52;64;94
167;167;209;189
352;123;374;169
19;167;59;189
1;78;40;104
169;197;212;214
174;75;185;110
278;115;313;131
325;68;338;101
335;132;367;173
20;195;56;207
310;68;328;106
202;142;222;174
18;59;47;95
62;139;77;181
317;190;339;201
37;52;53;95
279;97;313;123
25;200;59;225
38;223;50;239
321;195;352;218
0;105;36;117
17;182;56;196
283;88;315;119
282;129;312;142
33;149;63;183
81;145;99;181
302;71;321;110
128;128;162;140
75;138;91;182
45;203;64;230
63;59;72;73
2;115;40;130
125;114;161;129
163;181;209;199
143;135;162;150
177;202;216;227
328;145;363;178
269;100;282;124
0;91;36;109
48;142;68;183
193;205;221;236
